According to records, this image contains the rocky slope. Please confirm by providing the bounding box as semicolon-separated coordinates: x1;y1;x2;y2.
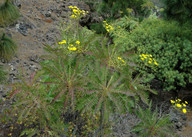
0;0;91;96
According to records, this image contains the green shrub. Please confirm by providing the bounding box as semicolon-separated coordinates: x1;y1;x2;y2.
89;22;106;34
0;0;20;26
96;0;153;19
131;102;174;137
0;65;7;83
120;18;192;91
0;33;17;61
163;0;192;23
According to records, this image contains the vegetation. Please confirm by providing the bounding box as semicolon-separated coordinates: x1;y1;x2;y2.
0;0;19;83
132;103;174;137
0;0;20;26
96;0;153;19
109;16;192;91
163;0;192;23
0;65;7;83
1;5;157;137
0;33;17;61
0;0;192;136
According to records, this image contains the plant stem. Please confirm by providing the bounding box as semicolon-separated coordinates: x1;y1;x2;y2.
99;102;104;137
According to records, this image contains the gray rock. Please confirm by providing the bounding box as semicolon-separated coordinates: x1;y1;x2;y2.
61;11;67;18
188;122;192;127
15;22;35;36
13;0;21;8
44;11;52;17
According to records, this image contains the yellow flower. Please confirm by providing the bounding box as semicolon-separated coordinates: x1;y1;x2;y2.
70;44;73;47
141;58;144;61
170;100;175;104
176;104;182;108
70;15;77;18
118;57;122;60
69;6;73;8
182;103;186;107
106;29;109;32
76;41;80;44
68;47;77;51
58;40;66;44
122;60;125;63
182;108;187;113
148;61;152;64
178;99;181;101
154;61;158;66
185;101;188;104
72;47;77;51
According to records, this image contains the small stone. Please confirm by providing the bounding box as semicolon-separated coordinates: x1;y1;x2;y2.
188;122;192;127
45;11;52;17
60;11;66;18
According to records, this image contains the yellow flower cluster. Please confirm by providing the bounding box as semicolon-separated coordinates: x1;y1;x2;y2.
103;21;114;32
69;6;88;19
170;99;188;114
58;40;66;45
139;54;158;66
68;44;77;51
58;40;80;51
117;57;125;63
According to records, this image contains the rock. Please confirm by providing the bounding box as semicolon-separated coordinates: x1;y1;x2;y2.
29;55;41;63
189;122;192;127
60;11;67;18
176;122;183;130
169;111;179;122
16;23;28;36
44;11;52;17
29;64;38;71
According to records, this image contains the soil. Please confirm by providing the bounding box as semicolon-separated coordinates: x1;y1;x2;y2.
178;109;192;137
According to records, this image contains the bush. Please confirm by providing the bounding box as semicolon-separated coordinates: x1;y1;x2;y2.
132;102;174;137
123;18;192;91
0;0;20;26
96;0;153;19
0;33;17;61
163;0;192;23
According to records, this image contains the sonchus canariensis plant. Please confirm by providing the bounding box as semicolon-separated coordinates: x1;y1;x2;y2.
132;102;175;137
8;70;66;137
40;54;87;110
77;59;156;136
0;0;20;26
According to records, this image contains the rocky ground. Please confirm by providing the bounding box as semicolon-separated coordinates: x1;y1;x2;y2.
0;0;192;137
